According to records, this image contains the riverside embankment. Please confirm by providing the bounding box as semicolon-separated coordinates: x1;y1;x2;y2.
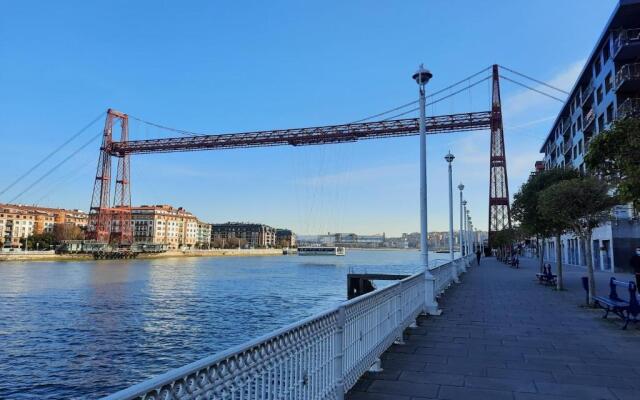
0;248;284;262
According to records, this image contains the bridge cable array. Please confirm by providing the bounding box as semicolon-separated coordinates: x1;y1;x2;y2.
0;112;104;201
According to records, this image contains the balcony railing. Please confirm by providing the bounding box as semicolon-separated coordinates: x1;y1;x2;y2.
613;28;640;57
581;81;594;105
615;63;640;90
103;255;473;400
583;109;595;131
617;98;640;119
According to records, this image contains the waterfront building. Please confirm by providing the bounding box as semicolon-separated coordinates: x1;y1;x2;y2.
539;0;640;272
211;222;277;248
317;232;386;248
130;205;209;250
0;203;88;248
275;229;296;248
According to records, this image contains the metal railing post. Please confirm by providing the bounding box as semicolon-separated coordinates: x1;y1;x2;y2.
395;281;406;345
334;305;346;400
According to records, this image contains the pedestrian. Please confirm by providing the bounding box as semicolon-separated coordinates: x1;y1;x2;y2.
630;247;640;289
475;247;481;265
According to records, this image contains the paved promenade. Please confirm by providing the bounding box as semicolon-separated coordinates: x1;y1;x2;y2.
346;257;640;400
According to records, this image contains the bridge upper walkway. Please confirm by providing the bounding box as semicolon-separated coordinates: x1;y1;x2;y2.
347;257;640;400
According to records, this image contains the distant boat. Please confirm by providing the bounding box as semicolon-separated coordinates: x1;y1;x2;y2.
435;250;450;253
298;246;346;256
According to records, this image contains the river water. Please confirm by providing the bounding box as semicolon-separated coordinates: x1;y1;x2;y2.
0;249;451;399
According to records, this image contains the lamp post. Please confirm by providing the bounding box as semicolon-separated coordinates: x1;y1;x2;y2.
445;152;455;262
414;64;440;315
462;200;468;255
458;184;465;256
413;64;432;270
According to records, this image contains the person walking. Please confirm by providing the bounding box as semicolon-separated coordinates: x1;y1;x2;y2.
475;247;482;265
630;247;640;289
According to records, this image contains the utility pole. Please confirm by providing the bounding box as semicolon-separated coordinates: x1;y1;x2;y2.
462;200;468;255
445;152;455;262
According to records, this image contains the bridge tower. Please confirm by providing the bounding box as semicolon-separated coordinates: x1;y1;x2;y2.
488;64;512;244
87;109;133;245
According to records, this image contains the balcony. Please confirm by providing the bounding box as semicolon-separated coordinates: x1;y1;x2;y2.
617;98;640;119
583;109;595;133
615;63;640;92
613;28;640;60
580;81;594;106
563;137;573;154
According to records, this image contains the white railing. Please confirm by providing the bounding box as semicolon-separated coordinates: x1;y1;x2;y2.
103;255;472;400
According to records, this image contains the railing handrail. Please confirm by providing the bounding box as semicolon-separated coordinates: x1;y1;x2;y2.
100;255;476;400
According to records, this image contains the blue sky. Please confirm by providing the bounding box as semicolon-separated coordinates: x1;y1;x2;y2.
0;0;617;236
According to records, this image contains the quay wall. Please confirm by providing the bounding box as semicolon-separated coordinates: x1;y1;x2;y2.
0;248;284;262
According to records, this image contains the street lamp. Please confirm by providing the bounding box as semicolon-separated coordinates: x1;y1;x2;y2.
458;183;465;256
413;64;432;270
462;200;468;255
445;152;455;262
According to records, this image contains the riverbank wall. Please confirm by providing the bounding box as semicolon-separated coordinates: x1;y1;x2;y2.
0;248;284;262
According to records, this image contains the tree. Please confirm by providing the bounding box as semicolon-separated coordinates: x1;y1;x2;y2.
538;176;617;302
53;224;84;242
512;168;580;279
20;233;56;250
585;117;640;211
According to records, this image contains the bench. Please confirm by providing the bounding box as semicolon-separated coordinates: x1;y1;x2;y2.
536;265;557;286
593;277;640;330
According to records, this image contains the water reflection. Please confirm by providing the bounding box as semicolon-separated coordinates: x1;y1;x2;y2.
0;250;427;399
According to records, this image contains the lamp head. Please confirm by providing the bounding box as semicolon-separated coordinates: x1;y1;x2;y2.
444;151;455;163
412;64;433;85
462;200;467;206
458;183;464;191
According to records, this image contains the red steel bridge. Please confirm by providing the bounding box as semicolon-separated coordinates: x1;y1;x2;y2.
88;64;563;246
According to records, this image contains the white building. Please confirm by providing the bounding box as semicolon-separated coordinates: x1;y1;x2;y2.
539;0;640;273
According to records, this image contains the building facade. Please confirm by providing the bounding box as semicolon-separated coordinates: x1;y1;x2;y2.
539;0;640;272
131;205;210;250
0;204;88;248
275;229;296;248
211;222;277;248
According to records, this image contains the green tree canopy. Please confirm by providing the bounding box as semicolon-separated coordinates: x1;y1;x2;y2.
585;117;640;211
512;168;580;237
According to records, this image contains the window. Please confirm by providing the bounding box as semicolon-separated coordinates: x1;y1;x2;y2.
595;58;602;76
605;72;613;93
606;103;614;123
597;114;605;132
603;41;610;61
579;139;584;154
596;85;604;104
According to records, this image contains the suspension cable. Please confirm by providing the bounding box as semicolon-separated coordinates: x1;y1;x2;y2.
8;130;104;204
499;75;566;102
350;66;492;124
0;112;104;199
382;75;492;120
128;114;199;137
499;65;570;95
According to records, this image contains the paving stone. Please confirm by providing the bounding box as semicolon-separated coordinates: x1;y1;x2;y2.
464;376;537;392
535;382;616;399
610;387;640;400
367;380;438;398
398;371;464;386
437;385;513;400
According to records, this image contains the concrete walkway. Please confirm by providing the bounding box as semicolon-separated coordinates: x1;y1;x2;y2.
346;257;640;400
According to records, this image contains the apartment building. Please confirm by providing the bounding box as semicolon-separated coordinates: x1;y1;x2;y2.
211;222;277;248
130;205;210;250
539;0;640;272
0;204;88;248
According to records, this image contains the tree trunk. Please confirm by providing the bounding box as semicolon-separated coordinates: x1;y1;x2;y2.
538;236;544;273
555;234;563;290
585;232;596;306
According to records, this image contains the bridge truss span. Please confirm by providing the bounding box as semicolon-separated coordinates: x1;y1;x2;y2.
109;111;491;155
